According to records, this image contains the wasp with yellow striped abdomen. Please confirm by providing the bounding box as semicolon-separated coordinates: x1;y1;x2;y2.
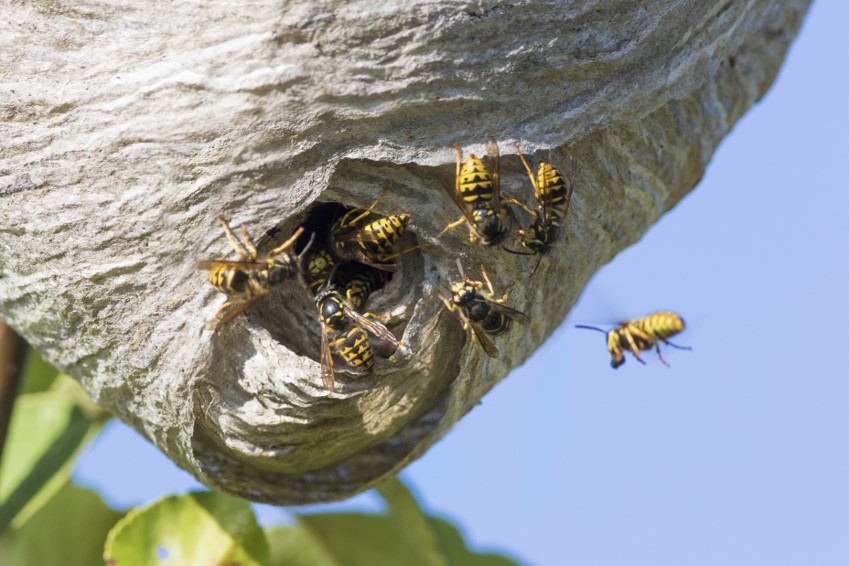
438;261;529;357
576;311;691;368
506;144;575;273
438;138;513;246
198;216;313;329
315;283;402;392
330;187;416;272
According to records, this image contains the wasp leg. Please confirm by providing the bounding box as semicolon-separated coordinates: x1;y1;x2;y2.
216;215;250;261
501;195;537;217
654;343;671;367
361;311;391;322
515;143;540;195
436;215;468;239
240;229;259;261
622;331;648;365
437;292;456;313
209;296;259;330
479;263;512;303
479;263;497;296
375;242;431;262
664;340;693;351
454;143;463;194
268;226;305;257
338;187;390;228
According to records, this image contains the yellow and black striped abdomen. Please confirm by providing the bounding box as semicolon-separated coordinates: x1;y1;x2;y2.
536;162;569;207
344;268;384;311
332;326;375;371
358;213;410;253
208;265;253;299
458;154;494;206
638;312;685;341
481;310;511;336
462;294;511;336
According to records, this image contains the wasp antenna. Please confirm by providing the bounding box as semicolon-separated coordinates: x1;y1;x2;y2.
455;258;466;279
316;264;342;294
502;246;533;256
575;324;608;335
297;231;316;260
326;264;341;286
529;254;543;277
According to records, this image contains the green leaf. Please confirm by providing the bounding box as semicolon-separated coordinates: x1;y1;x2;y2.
266;526;336;566
266;478;522;566
296;514;439;566
0;481;122;566
104;491;269;566
0;392;99;530
377;478;443;564
427;517;522;566
18;349;60;394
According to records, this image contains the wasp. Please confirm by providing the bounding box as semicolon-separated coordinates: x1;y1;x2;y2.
576;311;691;368
437;138;513;246
438;261;529;357
330;187;415;271
303;245;336;294
315;284;402;392
506;144;575;273
337;264;387;311
198;215;313;328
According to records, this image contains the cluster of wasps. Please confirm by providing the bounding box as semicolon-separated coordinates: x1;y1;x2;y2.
199;137;689;387
198;187;415;392
435;137;689;367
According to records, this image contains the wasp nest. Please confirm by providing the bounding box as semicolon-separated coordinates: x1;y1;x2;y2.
0;0;809;503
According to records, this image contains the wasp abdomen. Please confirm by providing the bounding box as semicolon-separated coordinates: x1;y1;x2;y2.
458;155;494;204
639;312;686;340
334;327;375;371
537;162;569;205
209;267;250;296
358;213;410;253
481;311;511;336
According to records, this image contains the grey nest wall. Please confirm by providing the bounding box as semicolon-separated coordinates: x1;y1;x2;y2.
0;0;810;504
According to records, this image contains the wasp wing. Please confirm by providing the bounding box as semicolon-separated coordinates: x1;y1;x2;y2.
550;158;576;224
350;253;398;273
320;324;336;392
444;145;480;227
471;323;499;357
195;260;268;270
331;224;383;244
341;304;401;347
486;137;502;214
206;296;262;330
487;300;530;325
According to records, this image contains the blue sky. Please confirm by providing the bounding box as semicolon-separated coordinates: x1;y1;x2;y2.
74;3;849;564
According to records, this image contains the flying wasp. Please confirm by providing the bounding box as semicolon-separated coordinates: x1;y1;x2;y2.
198;215;312;329
330;187;416;272
315;280;402;392
576;311;691;369
505;144;575;273
437;138;513;246
438;261;529;357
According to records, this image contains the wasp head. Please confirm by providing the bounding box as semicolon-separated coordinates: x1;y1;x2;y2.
316;289;346;329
